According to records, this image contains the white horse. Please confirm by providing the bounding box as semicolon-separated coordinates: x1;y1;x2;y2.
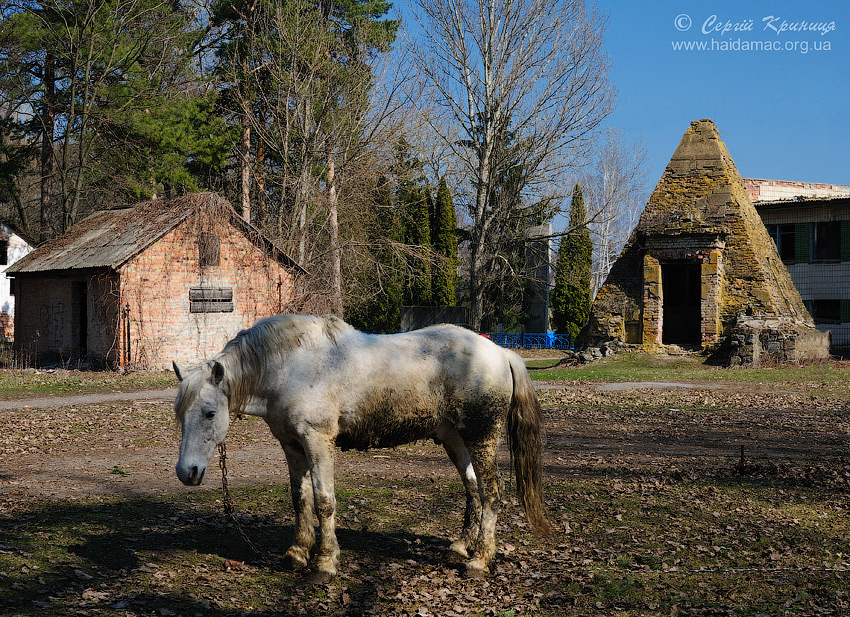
173;314;552;582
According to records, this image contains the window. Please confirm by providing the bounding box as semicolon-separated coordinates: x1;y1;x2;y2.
189;287;233;313
812;222;840;262
198;233;220;267
0;240;7;266
766;224;795;262
812;299;840;324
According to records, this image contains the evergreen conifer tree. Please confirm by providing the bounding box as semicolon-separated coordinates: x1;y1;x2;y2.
430;177;458;306
400;180;432;306
551;184;592;339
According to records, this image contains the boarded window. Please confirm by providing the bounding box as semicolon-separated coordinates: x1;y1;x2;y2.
812;222;840;262
198;233;221;267
189;287;233;313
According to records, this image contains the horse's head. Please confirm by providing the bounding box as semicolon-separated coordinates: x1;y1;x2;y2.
173;360;230;486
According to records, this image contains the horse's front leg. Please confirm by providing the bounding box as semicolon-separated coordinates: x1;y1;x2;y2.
302;432;340;582
281;441;314;569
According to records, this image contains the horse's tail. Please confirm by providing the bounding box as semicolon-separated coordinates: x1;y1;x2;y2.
506;351;555;535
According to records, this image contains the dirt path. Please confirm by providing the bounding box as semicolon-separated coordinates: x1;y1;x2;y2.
2;381;849;507
0;380;716;410
0;388;179;410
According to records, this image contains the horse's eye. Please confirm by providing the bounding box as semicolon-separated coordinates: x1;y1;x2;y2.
205;410;216;420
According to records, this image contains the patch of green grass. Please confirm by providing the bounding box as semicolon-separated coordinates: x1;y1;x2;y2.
530;352;850;392
0;369;176;399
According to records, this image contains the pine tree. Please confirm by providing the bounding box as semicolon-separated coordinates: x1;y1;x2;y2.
430;177;458;306
551;184;592;339
0;0;217;236
347;177;404;331
400;180;432;306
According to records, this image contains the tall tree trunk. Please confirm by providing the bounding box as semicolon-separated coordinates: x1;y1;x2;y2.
39;53;55;243
255;127;266;227
241;117;251;222
469;165;491;331
327;155;342;315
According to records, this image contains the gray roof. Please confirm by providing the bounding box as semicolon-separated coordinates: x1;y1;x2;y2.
6;193;303;275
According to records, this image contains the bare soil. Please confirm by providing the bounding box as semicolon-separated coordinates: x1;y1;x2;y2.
0;382;850;504
2;383;850;616
2;382;849;503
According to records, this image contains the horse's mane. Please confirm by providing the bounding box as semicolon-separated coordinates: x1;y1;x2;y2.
217;314;351;415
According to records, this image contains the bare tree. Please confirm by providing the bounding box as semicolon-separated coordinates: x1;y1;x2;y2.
215;0;411;314
581;127;648;296
407;0;614;329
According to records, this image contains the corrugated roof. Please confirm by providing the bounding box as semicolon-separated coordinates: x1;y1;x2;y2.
6;193;303;275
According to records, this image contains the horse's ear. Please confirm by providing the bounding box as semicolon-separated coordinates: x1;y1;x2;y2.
210;360;225;386
173;361;184;382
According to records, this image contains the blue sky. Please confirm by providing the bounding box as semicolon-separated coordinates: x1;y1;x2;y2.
597;0;849;186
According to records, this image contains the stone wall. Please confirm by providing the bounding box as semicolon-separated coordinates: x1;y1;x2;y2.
728;316;831;365
583;119;828;364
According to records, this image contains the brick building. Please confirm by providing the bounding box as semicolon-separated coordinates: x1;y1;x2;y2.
583;119;829;364
6;193;302;368
745;179;850;351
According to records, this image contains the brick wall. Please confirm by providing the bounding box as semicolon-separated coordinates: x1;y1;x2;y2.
13;213;297;369
118;213;296;369
745;178;850;203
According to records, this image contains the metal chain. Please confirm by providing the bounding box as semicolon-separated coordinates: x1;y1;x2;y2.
217;442;276;566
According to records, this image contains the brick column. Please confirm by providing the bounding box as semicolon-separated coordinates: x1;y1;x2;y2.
700;249;723;345
642;254;662;345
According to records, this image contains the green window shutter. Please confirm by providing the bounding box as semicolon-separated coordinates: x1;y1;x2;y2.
841;221;850;262
795;223;810;264
841;300;850;324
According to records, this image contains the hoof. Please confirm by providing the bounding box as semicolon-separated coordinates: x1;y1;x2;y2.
448;539;470;560
283;547;310;571
464;557;490;579
306;570;335;585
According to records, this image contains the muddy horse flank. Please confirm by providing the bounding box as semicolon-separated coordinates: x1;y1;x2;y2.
173;314;553;580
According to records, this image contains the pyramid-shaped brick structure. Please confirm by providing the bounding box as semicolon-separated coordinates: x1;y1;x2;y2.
584;119;829;363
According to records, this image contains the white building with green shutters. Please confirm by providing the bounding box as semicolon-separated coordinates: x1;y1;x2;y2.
747;179;850;351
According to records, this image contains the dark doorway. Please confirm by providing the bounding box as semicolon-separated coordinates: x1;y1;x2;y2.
662;262;701;345
72;282;88;358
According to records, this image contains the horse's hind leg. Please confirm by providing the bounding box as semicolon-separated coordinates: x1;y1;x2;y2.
461;437;502;578
442;429;482;559
281;441;315;569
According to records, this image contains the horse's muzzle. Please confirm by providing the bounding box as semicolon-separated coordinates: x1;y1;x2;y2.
177;463;206;486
